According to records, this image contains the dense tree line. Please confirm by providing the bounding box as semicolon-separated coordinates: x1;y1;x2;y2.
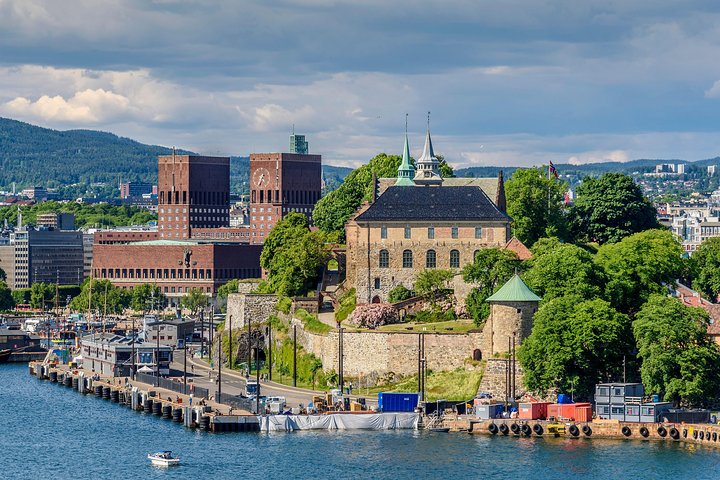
0;201;156;229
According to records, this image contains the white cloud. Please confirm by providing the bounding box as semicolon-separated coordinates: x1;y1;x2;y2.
4;89;130;123
706;80;720;98
567;150;630;165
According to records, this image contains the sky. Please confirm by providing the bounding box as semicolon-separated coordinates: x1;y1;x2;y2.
1;0;720;169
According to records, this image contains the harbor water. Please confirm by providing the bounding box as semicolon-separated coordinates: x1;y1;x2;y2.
2;363;720;479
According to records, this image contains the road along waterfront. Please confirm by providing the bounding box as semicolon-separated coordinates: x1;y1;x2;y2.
3;363;720;480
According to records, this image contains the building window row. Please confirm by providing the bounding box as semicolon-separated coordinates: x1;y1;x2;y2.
379;249;462;269
379;225;485;240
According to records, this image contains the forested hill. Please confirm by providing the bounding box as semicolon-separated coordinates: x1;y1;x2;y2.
0;117;190;189
0;117;353;196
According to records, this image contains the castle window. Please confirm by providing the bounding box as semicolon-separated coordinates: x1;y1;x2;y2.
426;250;436;268
475;226;482;239
379;250;389;268
450;249;460;268
473;250;480;261
402;250;413;268
404;226;411;239
428;227;435;239
381;225;387;239
374;278;380;289
452;226;459;239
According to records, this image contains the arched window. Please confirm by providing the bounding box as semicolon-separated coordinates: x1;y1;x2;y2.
426;249;436;268
473;250;480;262
402;250;413;268
379;249;389;268
450;249;460;268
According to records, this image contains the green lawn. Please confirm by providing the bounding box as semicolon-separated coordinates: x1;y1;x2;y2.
376;319;477;333
361;367;483;401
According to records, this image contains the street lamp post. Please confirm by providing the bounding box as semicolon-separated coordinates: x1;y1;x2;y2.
228;315;233;370
155;321;160;387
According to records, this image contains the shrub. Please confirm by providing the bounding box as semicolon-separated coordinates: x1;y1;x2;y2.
388;285;413;303
335;288;356;324
296;308;331;334
277;296;292;315
348;303;398;329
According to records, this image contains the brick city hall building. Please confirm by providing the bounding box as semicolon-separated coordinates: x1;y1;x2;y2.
91;137;322;304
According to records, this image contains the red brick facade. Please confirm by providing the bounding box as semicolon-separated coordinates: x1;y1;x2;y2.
157;154;230;239
92;242;261;301
249;152;321;243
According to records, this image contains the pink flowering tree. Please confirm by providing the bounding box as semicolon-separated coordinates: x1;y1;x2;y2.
348;304;398;329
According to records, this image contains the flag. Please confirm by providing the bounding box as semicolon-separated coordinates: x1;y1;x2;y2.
549;161;559;179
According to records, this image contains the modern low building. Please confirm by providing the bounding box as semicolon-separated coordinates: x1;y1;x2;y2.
143;318;195;347
594;382;672;422
0;328;42;351
0;227;85;289
81;332;173;377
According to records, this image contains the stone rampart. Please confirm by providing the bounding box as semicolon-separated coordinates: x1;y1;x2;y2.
290;320;484;378
226;293;277;328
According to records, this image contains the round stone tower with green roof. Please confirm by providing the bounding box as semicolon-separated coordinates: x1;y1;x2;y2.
483;274;541;356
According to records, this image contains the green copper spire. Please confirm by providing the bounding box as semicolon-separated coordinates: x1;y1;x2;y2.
395;114;415;186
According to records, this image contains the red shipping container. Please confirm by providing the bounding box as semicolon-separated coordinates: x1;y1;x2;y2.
575;406;593;423
548;404;562;419
560;403;591;420
518;402;551;420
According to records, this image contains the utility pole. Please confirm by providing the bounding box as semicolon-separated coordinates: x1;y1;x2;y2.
155;321;160;387
247;318;251;375
267;324;272;381
228;315;233;370
217;329;222;399
183;335;188;394
255;341;261;414
293;325;297;387
200;309;204;359
338;326;344;393
131;315;136;380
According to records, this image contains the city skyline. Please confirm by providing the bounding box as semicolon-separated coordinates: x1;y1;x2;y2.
1;1;720;168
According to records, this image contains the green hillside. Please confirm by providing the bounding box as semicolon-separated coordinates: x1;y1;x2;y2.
0;117;352;198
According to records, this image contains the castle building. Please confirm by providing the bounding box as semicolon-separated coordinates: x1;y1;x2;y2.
345;126;514;304
484;274;541;355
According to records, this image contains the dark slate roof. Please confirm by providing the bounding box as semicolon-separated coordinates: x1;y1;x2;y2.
356;185;510;222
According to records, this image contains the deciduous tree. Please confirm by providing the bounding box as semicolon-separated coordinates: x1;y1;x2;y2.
523;241;605;302
690;237;720;301
181;287;209;316
130;283;164;313
0;281;14;311
519;295;630;400
633;295;720;406
505;167;568;247
260;212;330;297
462;248;519;325
569;172;659;244
595;229;684;314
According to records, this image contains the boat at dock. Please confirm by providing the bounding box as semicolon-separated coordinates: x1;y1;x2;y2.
0;349;12;363
148;451;180;467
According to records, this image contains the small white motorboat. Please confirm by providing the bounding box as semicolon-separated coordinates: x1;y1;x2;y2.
148;451;180;467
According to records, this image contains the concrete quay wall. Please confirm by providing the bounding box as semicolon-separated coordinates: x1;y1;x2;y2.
462;418;720;449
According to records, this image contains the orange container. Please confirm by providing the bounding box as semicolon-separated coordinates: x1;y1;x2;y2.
574;405;593;422
548;404;562;418
518;402;550;420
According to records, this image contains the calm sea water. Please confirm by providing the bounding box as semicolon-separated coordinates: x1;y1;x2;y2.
2;363;720;480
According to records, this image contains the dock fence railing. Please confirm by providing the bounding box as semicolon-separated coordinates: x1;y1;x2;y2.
135;372;209;399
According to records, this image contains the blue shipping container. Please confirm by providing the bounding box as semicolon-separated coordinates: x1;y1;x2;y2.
557;394;572;404
378;392;419;412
